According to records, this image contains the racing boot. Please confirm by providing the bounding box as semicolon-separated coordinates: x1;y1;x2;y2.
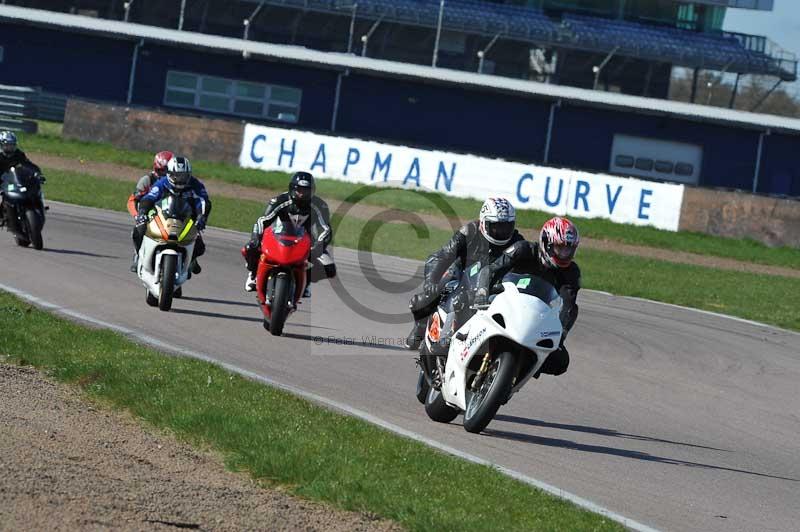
302;283;311;298
244;272;257;292
130;252;138;273
191;259;202;275
404;318;426;351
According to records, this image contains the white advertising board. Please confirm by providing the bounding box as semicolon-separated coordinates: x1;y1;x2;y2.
239;124;685;231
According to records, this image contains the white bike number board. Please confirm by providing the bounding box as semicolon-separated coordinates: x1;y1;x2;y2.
239;124;685;231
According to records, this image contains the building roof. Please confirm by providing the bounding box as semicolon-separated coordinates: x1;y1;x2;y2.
2;4;800;135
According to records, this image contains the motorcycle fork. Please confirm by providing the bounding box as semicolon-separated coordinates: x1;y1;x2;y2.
470;352;492;392
255;262;274;305
291;264;307;304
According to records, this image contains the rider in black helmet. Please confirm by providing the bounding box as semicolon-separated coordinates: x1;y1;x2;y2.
242;172;335;295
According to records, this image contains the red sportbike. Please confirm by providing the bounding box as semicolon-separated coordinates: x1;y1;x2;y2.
245;222;311;336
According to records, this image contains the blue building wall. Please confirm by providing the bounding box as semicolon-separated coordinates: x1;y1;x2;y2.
336;74;552;161
549;104;761;190
0;23;131;100
761;133;800;196
134;43;338;132
0;21;796;196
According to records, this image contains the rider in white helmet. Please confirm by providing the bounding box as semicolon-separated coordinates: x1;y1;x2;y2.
405;197;522;350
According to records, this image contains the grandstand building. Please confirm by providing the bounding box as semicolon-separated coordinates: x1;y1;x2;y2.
12;0;797;100
0;2;797;196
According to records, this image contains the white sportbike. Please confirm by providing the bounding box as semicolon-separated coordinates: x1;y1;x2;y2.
136;193;200;311
418;270;563;433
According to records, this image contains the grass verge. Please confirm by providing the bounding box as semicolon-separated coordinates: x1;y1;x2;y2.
24;128;800;270
0;290;623;532
44;169;800;331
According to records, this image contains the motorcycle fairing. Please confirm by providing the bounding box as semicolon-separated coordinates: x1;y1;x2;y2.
442;280;563;411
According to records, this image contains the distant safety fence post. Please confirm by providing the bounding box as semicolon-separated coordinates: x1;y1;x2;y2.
347;3;358;54
360;16;383;57
123;0;134;22
432;0;445;67
178;0;187;30
592;46;619;91
477;32;502;74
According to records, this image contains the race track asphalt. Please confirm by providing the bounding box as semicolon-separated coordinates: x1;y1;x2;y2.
2;202;799;532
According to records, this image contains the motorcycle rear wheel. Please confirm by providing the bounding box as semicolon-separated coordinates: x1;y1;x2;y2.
145;289;158;307
463;351;516;434
269;272;290;336
25;209;43;250
158;254;177;312
424;385;459;423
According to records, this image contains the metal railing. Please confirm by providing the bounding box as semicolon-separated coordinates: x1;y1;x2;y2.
0;84;68;133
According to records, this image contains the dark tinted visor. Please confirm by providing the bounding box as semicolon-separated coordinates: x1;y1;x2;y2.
487;221;514;241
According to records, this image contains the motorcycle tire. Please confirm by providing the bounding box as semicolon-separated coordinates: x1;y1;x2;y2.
145;290;158;307
158;254;177;312
415;368;430;404
269;272;290;336
424;385;459;423
25;209;43;250
463;351;516;434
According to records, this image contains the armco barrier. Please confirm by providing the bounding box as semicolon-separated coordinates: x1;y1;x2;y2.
680;187;800;248
239;123;685;231
63;99;244;164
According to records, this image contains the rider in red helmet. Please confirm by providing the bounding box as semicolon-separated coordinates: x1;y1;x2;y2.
127;151;174;217
128;151;174;271
475;216;581;377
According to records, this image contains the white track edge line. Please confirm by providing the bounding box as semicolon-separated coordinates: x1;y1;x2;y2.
0;281;660;532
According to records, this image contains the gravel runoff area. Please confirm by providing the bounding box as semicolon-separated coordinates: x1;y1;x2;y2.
0;363;401;532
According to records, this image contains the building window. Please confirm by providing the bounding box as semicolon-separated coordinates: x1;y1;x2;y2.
675;163;695;176
164;71;302;123
634;158;654;171
615;155;635;168
654;160;674;174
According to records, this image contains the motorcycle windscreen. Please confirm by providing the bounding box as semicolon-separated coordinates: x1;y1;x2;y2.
501;273;559;305
159;193;193;220
1;166;37;200
262;218;311;264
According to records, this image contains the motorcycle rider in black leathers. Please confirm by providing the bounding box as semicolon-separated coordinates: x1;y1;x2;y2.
243;172;334;296
474;216;581;377
0;131;43;226
0;131;41;175
405;197;522;350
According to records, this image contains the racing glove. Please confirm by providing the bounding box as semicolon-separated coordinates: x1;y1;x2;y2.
474;287;489;307
196;216;206;231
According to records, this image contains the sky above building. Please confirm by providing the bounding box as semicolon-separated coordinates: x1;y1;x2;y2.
724;0;800;94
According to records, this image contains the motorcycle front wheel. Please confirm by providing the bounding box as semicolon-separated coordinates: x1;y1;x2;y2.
269;272;291;336
158;254;177;311
25;209;43;250
463;351;516;434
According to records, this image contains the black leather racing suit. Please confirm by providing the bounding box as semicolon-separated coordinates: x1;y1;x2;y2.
476;240;581;376
0;149;40;175
409;220;524;325
0;150;43;226
244;193;334;279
